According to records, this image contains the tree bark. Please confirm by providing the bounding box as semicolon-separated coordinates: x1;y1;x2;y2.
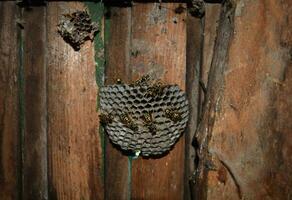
193;0;292;199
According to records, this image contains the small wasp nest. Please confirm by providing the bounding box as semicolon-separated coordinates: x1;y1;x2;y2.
58;10;99;51
99;75;189;157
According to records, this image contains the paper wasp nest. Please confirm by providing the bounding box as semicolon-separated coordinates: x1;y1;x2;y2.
99;81;189;157
58;11;99;51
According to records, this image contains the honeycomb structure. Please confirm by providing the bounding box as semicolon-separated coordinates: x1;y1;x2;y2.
99;84;189;156
58;11;99;51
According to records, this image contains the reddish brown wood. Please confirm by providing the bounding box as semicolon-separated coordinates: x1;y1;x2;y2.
1;1;290;199
185;11;203;200
195;0;292;199
22;6;48;200
206;0;292;199
0;2;19;199
201;4;221;87
47;2;103;200
193;0;236;199
130;3;186;199
104;7;132;200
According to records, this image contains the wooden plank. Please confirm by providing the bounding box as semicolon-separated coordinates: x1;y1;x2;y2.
185;11;203;200
22;6;48;200
104;7;132;200
0;2;19;200
47;2;103;199
130;3;186;199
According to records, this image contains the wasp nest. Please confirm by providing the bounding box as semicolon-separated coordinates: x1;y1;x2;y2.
58;10;99;51
99;76;189;157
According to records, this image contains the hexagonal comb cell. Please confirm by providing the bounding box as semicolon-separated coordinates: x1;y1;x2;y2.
99;78;189;157
57;10;99;51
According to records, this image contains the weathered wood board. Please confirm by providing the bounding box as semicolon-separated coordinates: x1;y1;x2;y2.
104;6;132;200
47;2;103;199
22;6;48;200
130;3;186;200
0;2;19;200
0;1;291;200
105;3;187;199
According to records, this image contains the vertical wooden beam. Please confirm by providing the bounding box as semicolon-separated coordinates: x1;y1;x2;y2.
194;0;236;198
201;4;221;87
130;3;186;199
185;11;204;200
47;2;103;199
22;6;48;199
104;7;132;200
0;2;19;200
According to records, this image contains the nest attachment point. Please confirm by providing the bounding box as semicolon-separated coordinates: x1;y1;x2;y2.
99;76;189;157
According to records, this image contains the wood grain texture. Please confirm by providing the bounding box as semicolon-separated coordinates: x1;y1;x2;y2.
47;2;103;200
201;4;221;87
104;7;132;200
191;0;292;199
130;3;186;200
185;11;203;200
0;2;19;200
22;6;48;200
206;0;292;199
193;0;235;199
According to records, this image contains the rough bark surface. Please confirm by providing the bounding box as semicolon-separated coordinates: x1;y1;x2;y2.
207;0;292;199
185;10;203;200
202;4;221;87
193;0;237;199
195;0;292;199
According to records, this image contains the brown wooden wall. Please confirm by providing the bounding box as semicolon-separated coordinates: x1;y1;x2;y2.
0;1;291;200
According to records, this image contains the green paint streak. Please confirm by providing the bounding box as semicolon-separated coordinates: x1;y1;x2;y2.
86;1;105;88
128;157;132;200
86;4;133;198
85;1;106;180
104;7;111;51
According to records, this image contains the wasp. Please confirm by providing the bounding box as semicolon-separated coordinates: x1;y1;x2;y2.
99;112;113;125
116;78;123;84
141;112;157;135
145;81;165;98
119;113;138;131
130;74;152;87
164;108;182;123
